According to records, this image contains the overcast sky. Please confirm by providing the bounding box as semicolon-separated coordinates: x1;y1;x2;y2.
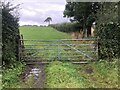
11;0;70;26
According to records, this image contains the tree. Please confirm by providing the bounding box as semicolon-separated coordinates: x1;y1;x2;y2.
44;17;52;25
63;2;100;37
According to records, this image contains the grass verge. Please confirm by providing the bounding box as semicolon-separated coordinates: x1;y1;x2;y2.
77;59;118;88
2;61;25;88
45;59;118;88
45;61;85;88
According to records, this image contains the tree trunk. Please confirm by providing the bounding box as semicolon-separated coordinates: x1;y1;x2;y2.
87;26;91;37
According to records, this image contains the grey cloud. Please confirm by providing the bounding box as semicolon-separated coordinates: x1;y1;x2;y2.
13;0;69;25
20;10;68;25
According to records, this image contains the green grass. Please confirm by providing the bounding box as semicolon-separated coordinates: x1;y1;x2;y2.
2;62;25;88
19;26;70;40
0;66;1;89
45;59;118;88
0;74;2;89
76;59;118;88
45;61;85;88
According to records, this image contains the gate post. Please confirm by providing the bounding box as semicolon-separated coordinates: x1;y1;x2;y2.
58;40;60;61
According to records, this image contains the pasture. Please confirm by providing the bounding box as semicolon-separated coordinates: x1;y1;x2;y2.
19;26;71;40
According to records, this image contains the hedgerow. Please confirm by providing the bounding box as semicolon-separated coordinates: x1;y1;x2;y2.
2;2;20;67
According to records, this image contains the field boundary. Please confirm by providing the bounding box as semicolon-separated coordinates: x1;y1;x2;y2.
19;38;98;64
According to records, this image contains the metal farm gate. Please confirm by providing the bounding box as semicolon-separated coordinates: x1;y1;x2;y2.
19;39;98;64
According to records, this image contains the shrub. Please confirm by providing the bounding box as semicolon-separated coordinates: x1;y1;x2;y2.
95;3;120;59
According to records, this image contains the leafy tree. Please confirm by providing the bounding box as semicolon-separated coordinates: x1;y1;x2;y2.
64;2;100;37
44;17;52;25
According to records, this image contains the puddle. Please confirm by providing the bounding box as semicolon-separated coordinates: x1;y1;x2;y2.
26;68;42;80
20;64;45;88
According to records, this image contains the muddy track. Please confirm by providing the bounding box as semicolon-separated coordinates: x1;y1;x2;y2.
32;64;45;88
20;64;46;88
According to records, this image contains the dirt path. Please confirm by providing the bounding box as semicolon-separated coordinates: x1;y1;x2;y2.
32;64;45;88
20;64;46;88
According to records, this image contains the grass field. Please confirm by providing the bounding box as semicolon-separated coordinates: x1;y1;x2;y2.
19;26;70;40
